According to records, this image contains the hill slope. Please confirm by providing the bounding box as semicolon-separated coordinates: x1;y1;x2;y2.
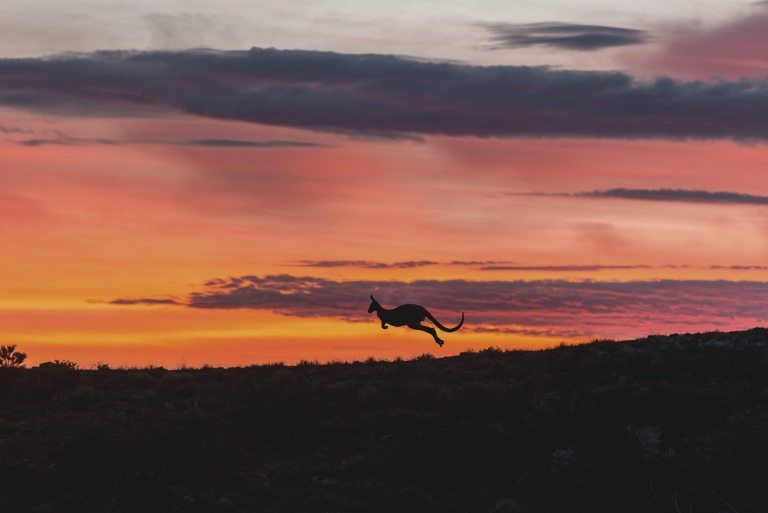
2;329;768;512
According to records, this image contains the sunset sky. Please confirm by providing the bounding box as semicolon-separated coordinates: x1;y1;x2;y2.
4;0;768;367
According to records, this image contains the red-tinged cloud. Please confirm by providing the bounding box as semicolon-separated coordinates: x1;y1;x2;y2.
635;4;768;80
297;260;439;269
523;188;768;205
109;298;179;305
580;188;768;204
479;265;650;271
109;274;768;339
296;260;512;269
3;49;768;140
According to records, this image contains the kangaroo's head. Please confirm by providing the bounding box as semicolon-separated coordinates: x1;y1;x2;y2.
368;295;380;313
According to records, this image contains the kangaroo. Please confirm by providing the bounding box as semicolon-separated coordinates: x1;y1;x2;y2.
367;295;464;346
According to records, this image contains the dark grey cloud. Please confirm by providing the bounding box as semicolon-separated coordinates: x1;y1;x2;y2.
449;261;515;266
176;138;323;148
15;136;324;148
297;260;439;269
486;22;648;51
109;274;768;338
3;48;768;140
711;265;768;270
109;298;179;305
295;260;512;269
518;188;768;205
18;137;119;146
312;127;424;142
0;124;33;134
578;188;768;204
480;265;650;271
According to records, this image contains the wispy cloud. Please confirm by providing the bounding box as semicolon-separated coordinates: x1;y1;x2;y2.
15;137;325;148
485;22;648;51
295;260;513;269
449;261;514;266
108;274;768;339
108;298;179;305
578;188;768;205
518;188;768;205
711;265;768;270
0;124;34;134
3;48;768;140
480;265;650;271
297;260;439;269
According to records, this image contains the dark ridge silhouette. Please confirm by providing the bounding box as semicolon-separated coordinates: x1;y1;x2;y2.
368;295;464;346
1;328;767;511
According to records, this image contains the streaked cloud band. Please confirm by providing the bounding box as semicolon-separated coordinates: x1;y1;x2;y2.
579;188;768;205
110;275;768;339
15;137;324;148
520;189;768;205
3;48;768;140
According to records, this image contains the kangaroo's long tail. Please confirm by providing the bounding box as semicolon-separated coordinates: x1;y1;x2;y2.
425;310;464;332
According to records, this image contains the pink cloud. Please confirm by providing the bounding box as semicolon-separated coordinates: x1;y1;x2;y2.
631;5;768;80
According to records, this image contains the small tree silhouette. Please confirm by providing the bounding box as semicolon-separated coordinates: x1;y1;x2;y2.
0;345;27;368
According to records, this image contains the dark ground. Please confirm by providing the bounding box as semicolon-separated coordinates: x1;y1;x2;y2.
1;329;768;513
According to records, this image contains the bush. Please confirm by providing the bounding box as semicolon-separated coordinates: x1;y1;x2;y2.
39;360;81;389
0;345;27;368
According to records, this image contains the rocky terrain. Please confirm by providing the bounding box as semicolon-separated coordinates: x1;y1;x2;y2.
1;329;768;512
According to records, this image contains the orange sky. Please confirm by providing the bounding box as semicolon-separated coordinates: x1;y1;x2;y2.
3;107;768;367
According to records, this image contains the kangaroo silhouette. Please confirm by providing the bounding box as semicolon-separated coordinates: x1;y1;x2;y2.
368;295;464;346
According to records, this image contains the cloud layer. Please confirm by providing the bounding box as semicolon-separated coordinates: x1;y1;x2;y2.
479;265;650;271
520;189;768;205
296;260;512;269
638;3;768;80
15;137;324;148
111;274;768;339
579;188;768;205
486;22;647;51
3;48;768;140
297;260;439;269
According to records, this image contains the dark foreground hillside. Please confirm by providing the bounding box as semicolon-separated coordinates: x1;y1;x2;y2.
2;330;768;513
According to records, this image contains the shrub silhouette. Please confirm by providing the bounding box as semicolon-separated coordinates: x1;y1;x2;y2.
39;359;80;389
0;330;767;512
0;344;26;367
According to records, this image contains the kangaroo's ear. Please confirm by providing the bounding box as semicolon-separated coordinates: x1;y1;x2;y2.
370;295;374;300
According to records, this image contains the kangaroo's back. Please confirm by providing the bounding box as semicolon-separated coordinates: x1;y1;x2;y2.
386;304;427;326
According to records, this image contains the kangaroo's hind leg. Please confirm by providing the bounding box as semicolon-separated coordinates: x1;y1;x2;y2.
408;323;444;346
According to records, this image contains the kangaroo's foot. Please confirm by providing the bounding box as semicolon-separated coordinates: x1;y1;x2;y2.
408;323;442;346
